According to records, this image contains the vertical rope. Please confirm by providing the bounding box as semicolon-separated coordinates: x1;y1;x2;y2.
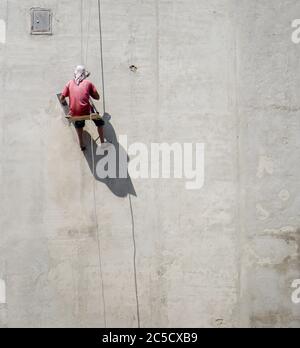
80;0;84;63
85;0;92;66
96;0;141;328
91;0;141;328
89;1;107;328
93;1;108;326
97;0;106;114
81;0;107;328
129;195;141;328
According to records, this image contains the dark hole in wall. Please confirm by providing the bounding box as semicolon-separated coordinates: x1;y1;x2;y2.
129;65;138;72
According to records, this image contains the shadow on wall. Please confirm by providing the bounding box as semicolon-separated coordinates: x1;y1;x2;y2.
83;113;137;198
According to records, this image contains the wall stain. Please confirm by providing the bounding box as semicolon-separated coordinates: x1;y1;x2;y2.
249;228;300;327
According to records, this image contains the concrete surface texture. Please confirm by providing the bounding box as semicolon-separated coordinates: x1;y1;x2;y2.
0;0;299;328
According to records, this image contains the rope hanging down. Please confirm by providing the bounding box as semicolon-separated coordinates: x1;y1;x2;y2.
84;0;141;328
81;0;107;328
97;0;106;114
92;0;108;328
96;0;141;329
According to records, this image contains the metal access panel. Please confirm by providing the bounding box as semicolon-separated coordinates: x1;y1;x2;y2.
31;8;52;35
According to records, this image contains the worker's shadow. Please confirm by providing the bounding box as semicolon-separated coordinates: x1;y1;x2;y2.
82;113;137;198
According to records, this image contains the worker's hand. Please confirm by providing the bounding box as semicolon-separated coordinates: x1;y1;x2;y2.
93;91;100;100
61;95;68;106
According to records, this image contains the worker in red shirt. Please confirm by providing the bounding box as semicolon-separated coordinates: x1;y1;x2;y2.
61;65;105;151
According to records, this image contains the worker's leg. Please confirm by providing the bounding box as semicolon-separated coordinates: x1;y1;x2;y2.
76;128;84;147
97;126;105;144
94;119;105;143
75;121;86;150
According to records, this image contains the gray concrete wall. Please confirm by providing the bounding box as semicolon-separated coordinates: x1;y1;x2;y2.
0;0;299;328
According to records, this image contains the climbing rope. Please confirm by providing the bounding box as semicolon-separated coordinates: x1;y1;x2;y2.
85;2;92;66
80;0;107;327
92;0;108;328
97;0;106;114
82;0;141;328
80;0;84;63
96;0;141;328
129;195;141;328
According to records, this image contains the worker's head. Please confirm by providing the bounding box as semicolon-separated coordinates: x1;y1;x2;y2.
74;65;86;76
74;65;90;85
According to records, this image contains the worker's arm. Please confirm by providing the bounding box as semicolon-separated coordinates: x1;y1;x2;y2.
93;90;100;100
61;82;70;104
90;83;100;100
60;94;69;108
